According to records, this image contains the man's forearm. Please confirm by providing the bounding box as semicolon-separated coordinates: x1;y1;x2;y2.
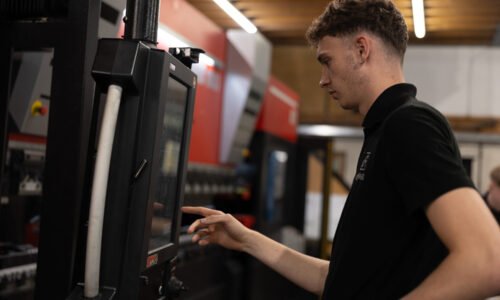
403;250;500;300
242;230;329;295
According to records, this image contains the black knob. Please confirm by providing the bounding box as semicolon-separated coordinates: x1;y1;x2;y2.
166;276;187;297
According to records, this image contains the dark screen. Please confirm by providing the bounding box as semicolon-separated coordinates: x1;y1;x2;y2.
148;77;188;252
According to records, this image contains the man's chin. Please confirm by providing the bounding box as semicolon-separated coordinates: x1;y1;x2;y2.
337;101;359;113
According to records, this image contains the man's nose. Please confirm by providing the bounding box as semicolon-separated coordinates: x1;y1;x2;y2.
319;69;330;88
319;79;326;88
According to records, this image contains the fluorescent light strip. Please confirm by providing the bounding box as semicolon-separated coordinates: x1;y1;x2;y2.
270;86;297;108
411;0;426;38
199;54;215;67
157;26;216;67
212;0;257;34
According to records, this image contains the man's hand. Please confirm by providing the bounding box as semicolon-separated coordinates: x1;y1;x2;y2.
182;206;253;251
182;206;330;295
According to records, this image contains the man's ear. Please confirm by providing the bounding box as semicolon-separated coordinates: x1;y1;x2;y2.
354;34;371;64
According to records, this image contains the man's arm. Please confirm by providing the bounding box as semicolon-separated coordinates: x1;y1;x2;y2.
243;229;330;295
403;187;500;299
182;206;330;295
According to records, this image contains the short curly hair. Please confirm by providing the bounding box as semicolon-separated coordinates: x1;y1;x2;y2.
306;0;408;60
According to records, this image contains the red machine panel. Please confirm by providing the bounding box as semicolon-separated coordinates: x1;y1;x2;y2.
158;0;226;165
159;0;226;63
187;65;224;164
117;1;226;165
256;76;300;143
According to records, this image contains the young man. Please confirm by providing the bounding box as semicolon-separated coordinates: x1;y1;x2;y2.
183;0;500;298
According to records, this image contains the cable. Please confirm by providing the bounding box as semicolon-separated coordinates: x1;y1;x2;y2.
84;84;123;298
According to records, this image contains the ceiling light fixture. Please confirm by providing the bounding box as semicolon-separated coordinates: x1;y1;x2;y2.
411;0;426;38
212;0;257;34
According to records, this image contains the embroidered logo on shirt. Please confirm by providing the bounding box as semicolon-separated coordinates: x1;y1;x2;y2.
355;151;371;181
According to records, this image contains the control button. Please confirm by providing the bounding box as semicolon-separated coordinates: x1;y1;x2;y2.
31;100;48;116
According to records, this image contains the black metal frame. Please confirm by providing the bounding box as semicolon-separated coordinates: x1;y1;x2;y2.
1;0;201;299
0;47;12;179
90;38;196;299
124;0;160;44
0;1;100;299
248;131;297;234
295;136;331;233
245;132;322;300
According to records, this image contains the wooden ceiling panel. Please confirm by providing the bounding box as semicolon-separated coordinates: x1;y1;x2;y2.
186;0;500;46
186;0;500;128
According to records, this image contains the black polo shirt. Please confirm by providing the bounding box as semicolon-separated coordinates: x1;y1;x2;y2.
322;83;475;299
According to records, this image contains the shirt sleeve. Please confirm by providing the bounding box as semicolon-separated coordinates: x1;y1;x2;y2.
382;106;475;215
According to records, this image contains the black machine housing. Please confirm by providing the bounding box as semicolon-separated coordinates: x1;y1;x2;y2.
85;38;197;299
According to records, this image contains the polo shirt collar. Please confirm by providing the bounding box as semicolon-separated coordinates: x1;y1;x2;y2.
362;83;417;130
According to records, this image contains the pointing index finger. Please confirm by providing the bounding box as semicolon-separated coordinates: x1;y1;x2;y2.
182;206;224;217
182;206;224;234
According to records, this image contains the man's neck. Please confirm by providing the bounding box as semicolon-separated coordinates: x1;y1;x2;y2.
359;77;405;116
